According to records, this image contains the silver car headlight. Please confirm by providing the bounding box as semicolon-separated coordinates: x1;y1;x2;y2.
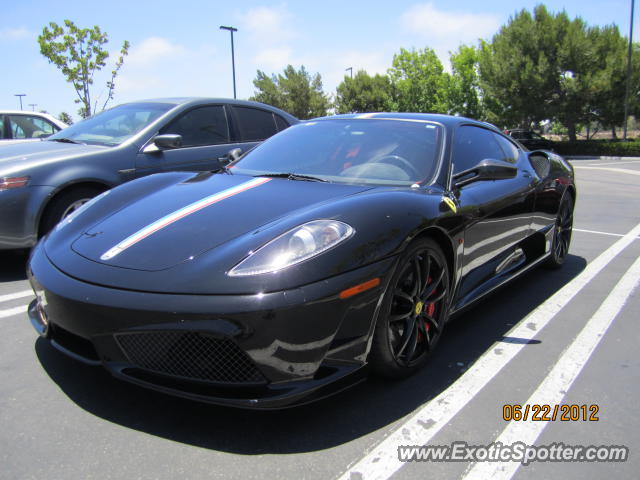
228;219;354;276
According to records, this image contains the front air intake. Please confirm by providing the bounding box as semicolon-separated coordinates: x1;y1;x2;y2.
115;331;265;384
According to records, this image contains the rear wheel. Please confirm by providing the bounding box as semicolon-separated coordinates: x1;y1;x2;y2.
369;238;450;378
39;186;104;237
545;192;574;269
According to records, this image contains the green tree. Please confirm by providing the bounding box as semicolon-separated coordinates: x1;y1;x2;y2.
443;45;484;119
38;20;130;119
589;27;640;138
387;47;447;113
58;112;73;125
335;70;393;113
477;5;632;141
250;65;331;119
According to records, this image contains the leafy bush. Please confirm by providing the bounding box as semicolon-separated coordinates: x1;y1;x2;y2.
554;139;640;157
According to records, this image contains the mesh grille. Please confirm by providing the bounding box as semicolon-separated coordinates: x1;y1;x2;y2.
529;154;551;178
115;331;265;384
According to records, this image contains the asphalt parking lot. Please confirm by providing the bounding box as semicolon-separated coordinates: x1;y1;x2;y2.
1;156;638;480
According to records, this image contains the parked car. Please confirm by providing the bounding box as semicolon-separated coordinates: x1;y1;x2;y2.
0;98;298;249
0;110;68;144
27;113;575;408
504;128;555;151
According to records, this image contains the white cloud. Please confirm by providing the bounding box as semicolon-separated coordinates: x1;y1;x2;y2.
125;37;186;67
113;38;226;101
253;46;294;71
0;27;31;41
240;5;296;45
237;5;301;74
401;3;499;43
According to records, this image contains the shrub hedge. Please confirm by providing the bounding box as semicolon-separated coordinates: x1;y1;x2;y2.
554;139;640;157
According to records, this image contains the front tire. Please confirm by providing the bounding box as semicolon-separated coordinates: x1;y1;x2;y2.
39;186;104;237
369;238;450;378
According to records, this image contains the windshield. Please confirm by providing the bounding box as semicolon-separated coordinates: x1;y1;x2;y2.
232;118;443;186
48;102;174;146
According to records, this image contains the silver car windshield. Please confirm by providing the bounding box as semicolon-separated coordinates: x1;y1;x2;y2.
232;118;444;186
48;102;174;147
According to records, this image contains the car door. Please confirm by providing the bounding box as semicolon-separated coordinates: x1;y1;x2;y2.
135;104;236;176
451;125;537;307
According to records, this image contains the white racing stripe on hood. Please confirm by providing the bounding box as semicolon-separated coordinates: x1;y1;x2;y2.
100;177;271;261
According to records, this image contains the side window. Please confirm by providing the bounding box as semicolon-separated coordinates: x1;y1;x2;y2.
31;117;57;137
494;133;520;163
233;106;278;141
0;116;5;139
274;114;290;132
8;116;27;138
452;125;505;173
161;106;230;147
8;115;56;138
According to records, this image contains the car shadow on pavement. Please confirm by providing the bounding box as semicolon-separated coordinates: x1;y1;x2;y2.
0;249;29;282
35;254;587;455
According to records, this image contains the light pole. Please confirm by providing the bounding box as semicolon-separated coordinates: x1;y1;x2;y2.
14;94;26;110
29;103;37;112
345;67;353;79
623;0;635;140
220;25;238;99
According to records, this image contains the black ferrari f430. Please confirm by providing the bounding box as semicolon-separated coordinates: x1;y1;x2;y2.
27;113;575;408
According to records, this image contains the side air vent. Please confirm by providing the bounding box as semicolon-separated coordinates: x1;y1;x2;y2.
528;153;551;178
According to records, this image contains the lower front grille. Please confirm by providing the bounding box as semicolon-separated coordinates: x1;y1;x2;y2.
115;331;265;384
50;323;100;361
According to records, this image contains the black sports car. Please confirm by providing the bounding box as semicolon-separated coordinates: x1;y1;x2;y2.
27;113;575;409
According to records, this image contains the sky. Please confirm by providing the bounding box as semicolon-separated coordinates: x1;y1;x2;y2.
1;0;638;121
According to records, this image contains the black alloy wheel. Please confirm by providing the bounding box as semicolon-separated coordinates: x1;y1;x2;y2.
545;192;574;269
370;238;450;378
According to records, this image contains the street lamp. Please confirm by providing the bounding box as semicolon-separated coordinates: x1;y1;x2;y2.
219;25;238;99
14;94;26;110
345;67;353;79
29;103;37;112
623;0;635;140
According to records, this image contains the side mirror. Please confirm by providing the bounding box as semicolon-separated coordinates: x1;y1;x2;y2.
453;158;518;188
218;147;243;166
153;134;183;150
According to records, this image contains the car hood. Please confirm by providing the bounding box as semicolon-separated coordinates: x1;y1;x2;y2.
69;173;374;271
0;140;107;176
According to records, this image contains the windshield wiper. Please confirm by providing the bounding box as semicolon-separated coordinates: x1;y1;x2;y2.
49;138;84;145
255;172;329;182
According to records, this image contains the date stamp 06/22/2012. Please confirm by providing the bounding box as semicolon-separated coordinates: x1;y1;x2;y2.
502;404;599;422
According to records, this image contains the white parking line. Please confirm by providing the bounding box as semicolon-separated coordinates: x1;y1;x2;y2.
574;228;623;237
593;160;640;167
0;305;28;319
573;166;640;176
336;221;640;480
462;253;640;480
0;290;34;304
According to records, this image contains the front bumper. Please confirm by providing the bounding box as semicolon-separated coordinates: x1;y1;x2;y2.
28;243;395;409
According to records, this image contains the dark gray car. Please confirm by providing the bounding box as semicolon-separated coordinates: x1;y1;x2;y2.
0;98;297;249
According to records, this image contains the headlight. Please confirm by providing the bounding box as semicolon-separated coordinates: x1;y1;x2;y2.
228;219;354;276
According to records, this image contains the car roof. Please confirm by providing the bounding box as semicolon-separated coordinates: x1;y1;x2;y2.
117;97;299;122
0;110;68;128
313;112;501;131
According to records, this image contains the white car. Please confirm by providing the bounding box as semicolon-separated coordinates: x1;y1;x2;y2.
0;110;68;145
